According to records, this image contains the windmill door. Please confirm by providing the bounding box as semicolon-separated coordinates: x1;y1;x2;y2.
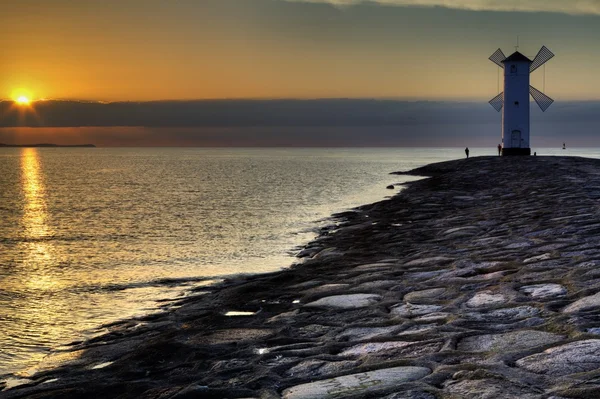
511;130;522;148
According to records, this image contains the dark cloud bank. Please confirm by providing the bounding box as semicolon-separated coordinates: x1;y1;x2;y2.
1;99;599;147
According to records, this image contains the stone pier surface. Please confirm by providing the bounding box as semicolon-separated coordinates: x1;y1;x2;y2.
8;156;600;398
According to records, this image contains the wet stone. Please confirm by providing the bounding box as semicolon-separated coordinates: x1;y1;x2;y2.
397;324;438;336
287;360;361;378
282;366;431;399
520;284;567;299
457;330;564;353
404;257;454;267
301;284;350;295
380;391;436;399
391;303;443;318
337;326;400;342
353;263;396;271
304;294;381;309
443;378;541;399
524;253;554;264
339;341;413;356
403;288;446;303
192;329;273;344
355;280;396;290
516;339;600;376
465;306;540;322
413;312;451;322
563;291;600;313
465;291;507;308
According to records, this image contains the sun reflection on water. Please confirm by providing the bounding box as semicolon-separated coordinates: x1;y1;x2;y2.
21;148;50;239
20;148;57;292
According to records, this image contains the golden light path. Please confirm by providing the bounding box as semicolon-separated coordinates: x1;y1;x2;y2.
20;148;61;296
14;149;64;376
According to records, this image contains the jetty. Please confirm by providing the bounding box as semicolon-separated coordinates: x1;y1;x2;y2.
6;156;600;398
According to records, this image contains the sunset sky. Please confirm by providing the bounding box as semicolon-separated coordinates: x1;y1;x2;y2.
3;0;600;102
1;0;600;145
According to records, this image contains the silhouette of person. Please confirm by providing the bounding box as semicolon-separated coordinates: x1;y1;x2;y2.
465;147;470;158
497;144;502;156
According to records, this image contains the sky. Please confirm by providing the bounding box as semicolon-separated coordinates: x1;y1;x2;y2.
1;0;600;146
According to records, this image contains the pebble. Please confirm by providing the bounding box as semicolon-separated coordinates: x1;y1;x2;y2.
516;339;600;376
282;367;431;399
520;284;567;299
465;291;507;308
304;294;381;309
562;291;600;313
457;330;564;353
390;303;443;317
403;288;446;303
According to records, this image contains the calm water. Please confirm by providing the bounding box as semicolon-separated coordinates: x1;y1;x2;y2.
0;146;595;377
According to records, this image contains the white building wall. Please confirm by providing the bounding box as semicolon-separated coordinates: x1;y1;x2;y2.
502;61;531;149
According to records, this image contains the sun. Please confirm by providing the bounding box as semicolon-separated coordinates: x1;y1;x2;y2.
16;96;31;105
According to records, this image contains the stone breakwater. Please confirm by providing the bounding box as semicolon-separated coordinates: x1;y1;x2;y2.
7;156;600;398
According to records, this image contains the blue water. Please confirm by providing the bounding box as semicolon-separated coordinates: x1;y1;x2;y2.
0;146;594;377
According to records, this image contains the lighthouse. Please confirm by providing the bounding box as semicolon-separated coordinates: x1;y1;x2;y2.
489;46;555;156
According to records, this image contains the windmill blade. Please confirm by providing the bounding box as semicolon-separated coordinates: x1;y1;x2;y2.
489;48;506;68
489;92;504;112
530;46;555;73
530;85;554;112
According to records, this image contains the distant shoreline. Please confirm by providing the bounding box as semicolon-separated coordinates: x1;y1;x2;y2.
0;143;96;148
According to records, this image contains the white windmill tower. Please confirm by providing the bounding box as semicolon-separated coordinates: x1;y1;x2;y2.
489;45;555;155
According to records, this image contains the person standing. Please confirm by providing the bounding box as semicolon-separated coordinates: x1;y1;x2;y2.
465;147;470;158
497;144;502;156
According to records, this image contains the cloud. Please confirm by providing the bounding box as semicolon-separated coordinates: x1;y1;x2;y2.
1;99;599;129
1;99;600;147
284;0;600;16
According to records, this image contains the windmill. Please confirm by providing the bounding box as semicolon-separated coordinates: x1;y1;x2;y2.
489;45;555;156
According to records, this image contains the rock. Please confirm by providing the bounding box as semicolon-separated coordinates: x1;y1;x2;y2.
391;303;443;317
440;226;478;236
523;253;553;264
313;248;343;259
403;288;446;303
457;330;564;353
337;326;400;342
301;284;350;295
304;294;381;309
192;329;274;344
465;291;507;308
380;391;436;399
353;263;396;271
340;341;413;356
413;312;451;322
282;366;431;399
443;378;540;399
386;185;395;189
516;339;600;376
404;257;454;267
317;360;362;377
397;324;438;336
355;280;396;290
520;284;567;299
170;384;210;398
465;306;540;321
286;360;361;378
563;291;600;313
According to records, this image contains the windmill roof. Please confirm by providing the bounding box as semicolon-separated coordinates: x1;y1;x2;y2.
502;51;532;63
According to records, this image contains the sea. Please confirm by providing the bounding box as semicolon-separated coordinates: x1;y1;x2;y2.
0;146;597;378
